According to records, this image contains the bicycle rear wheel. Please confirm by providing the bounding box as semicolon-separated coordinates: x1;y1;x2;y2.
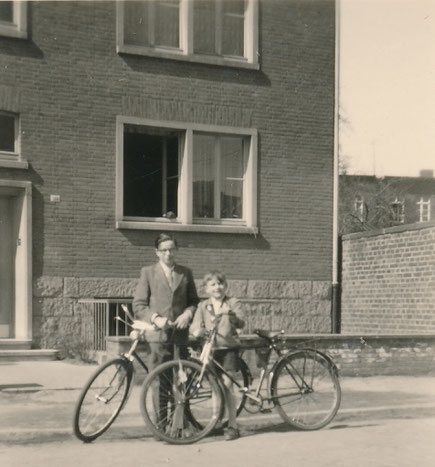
140;359;223;444
73;358;133;442
271;350;341;430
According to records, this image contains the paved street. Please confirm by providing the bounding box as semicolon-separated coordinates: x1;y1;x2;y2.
1;361;435;466
1;416;434;467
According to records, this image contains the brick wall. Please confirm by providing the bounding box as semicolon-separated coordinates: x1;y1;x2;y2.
0;1;336;345
106;334;435;377
341;222;435;333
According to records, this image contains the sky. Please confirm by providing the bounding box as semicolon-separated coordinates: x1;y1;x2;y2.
339;0;435;177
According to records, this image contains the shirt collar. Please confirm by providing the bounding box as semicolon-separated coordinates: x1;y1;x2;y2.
159;261;174;276
210;296;225;309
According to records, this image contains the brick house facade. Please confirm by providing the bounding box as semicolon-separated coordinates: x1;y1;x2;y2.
339;173;435;235
0;0;336;350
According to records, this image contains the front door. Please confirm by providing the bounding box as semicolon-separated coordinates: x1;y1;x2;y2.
0;196;14;337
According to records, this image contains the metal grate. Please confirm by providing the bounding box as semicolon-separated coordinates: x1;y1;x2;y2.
78;299;133;351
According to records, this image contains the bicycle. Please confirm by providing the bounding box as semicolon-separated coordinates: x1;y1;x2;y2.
73;305;218;443
73;304;153;443
140;316;341;444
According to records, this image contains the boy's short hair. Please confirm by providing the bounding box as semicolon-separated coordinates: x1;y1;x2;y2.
154;233;178;249
203;270;227;286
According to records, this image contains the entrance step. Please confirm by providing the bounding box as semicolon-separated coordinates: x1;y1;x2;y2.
0;341;59;361
0;349;59;362
0;339;32;350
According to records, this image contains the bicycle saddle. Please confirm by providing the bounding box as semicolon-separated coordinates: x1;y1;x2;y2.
254;329;284;340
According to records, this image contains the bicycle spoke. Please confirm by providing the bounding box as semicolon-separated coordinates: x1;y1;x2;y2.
73;359;131;442
141;360;223;444
271;351;341;430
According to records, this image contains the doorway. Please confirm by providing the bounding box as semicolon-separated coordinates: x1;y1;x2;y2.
0;181;32;340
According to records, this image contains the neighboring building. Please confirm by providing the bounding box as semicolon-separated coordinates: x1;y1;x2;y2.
339;171;435;235
0;0;336;351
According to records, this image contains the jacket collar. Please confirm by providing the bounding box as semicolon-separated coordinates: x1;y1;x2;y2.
154;262;183;292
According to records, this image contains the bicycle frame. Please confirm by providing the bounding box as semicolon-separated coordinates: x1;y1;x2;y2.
197;323;338;410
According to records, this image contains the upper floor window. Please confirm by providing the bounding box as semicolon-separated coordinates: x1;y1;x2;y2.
390;197;404;224
0;1;27;39
0;112;18;156
193;0;245;57
116;117;258;234
117;0;259;69
417;197;431;222
0;111;27;169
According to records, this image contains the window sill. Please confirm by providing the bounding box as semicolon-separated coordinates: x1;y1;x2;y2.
0;26;27;40
0;159;29;169
116;220;258;235
117;45;259;70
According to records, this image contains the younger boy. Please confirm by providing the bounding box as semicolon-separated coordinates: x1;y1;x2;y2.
190;271;245;441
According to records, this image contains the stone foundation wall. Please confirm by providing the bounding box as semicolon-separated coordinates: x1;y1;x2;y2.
32;276;332;349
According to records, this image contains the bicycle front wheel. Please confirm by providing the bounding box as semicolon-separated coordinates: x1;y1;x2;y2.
140;359;223;444
73;358;133;442
271;350;341;430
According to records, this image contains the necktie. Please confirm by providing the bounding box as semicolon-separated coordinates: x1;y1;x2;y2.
168;270;174;290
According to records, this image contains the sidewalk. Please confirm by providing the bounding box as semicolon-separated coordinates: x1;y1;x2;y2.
0;359;99;392
1;359;435;444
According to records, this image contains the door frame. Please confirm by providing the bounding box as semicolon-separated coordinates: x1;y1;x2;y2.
0;180;32;340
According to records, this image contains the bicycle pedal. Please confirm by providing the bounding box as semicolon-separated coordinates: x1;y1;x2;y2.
260;408;272;413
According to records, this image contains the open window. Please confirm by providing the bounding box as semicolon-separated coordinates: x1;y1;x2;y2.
116;117;257;233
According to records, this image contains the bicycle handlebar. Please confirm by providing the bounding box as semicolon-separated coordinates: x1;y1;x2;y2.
119;304;176;334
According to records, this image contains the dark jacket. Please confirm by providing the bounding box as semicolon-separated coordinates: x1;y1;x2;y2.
133;262;199;355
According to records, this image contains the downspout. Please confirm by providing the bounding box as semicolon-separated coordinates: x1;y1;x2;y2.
331;0;341;333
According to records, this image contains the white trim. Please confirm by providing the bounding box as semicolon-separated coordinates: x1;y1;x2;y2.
178;129;192;223
417;197;431;222
0;180;32;340
116;0;259;70
116;116;258;234
115;118;124;223
117;116;256;136
0;112;26;167
116;220;258;235
245;132;257;228
0;1;27;39
0;159;28;169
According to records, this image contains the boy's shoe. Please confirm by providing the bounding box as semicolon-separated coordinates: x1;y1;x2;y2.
224;427;240;441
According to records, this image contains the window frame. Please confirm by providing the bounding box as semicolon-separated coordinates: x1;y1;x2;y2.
353;195;365;222
0;1;27;39
116;116;258;234
192;132;249;223
116;0;259;70
417;197;431;222
390;197;405;224
0;111;27;169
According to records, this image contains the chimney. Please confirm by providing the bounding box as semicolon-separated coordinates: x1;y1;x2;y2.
419;169;434;178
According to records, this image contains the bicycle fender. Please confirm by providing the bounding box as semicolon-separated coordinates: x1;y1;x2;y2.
267;348;339;397
277;348;339;376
